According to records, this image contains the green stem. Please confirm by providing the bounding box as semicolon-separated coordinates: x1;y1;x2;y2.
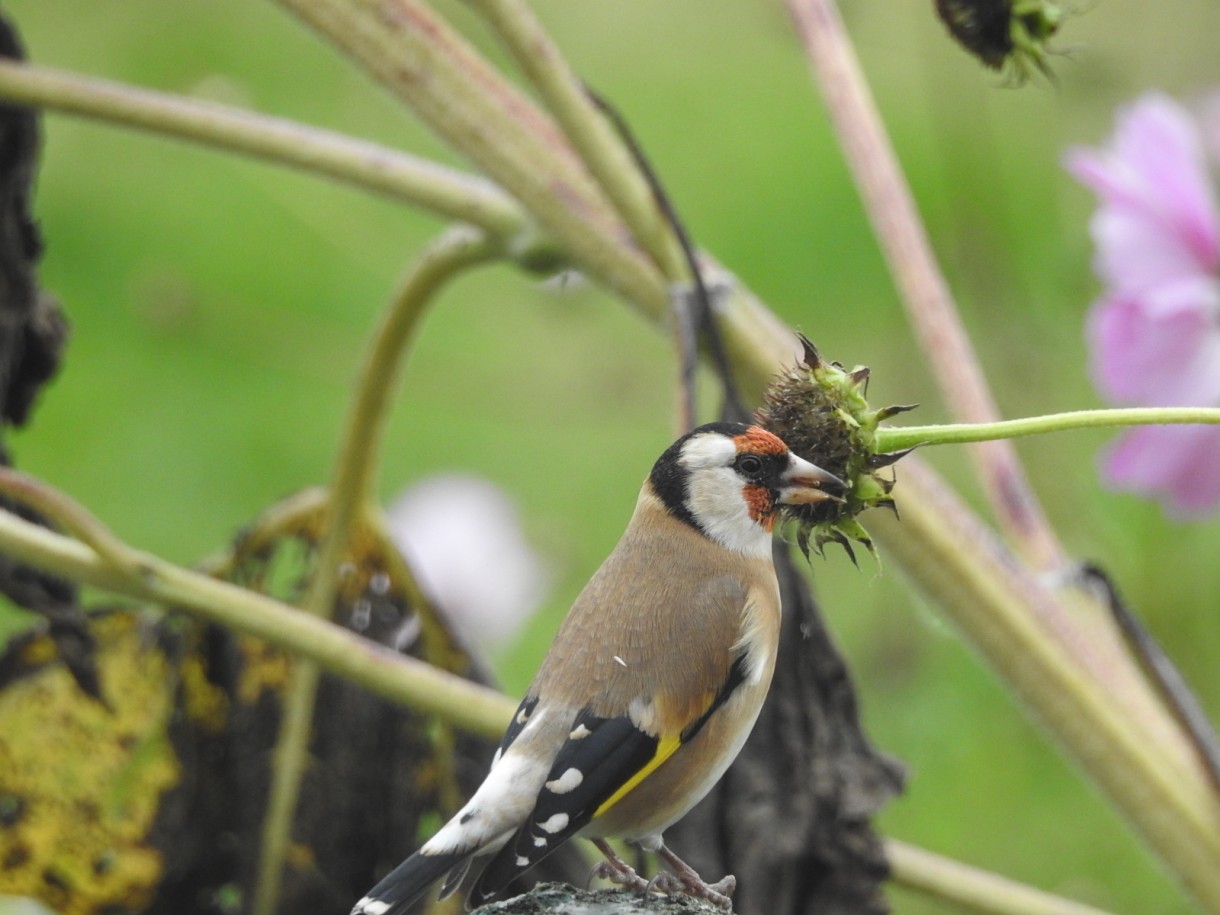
885;839;1117;915
0;505;516;736
876;407;1220;453
0;60;537;244
252;227;502;915
320;226;504;543
0;467;149;581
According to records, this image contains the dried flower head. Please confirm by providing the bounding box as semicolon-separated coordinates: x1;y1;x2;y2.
935;0;1063;83
756;336;914;562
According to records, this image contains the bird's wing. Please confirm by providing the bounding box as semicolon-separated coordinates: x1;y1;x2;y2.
469;651;750;905
494;694;540;763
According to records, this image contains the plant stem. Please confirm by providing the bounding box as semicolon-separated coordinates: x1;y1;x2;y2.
464;0;710;431
876;407;1220;453
0;60;541;244
785;0;1061;571
465;0;685;281
0;505;517;735
270;0;667;315
0;467;149;580
869;462;1220;910
252;227;502;915
322;226;504;534
885;839;1117;915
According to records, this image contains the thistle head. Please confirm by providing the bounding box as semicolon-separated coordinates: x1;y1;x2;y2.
935;0;1066;84
755;335;914;562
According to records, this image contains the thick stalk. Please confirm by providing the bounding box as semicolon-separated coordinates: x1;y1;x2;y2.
0;506;516;735
465;0;686;281
252;228;501;915
885;840;1117;915
464;0;706;431
271;0;667;313
870;461;1220;910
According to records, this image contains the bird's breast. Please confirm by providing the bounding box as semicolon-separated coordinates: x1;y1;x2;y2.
585;638;778;843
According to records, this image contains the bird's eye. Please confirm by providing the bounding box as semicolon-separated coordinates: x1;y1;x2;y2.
737;455;764;476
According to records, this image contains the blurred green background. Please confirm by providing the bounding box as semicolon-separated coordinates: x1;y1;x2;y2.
2;1;1219;912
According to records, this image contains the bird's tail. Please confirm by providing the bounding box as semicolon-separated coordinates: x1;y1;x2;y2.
351;849;471;915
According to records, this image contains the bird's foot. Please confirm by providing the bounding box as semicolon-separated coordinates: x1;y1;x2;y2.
657;843;736;909
589;839;735;909
589;839;652;894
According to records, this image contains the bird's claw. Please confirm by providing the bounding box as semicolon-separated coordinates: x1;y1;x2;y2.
656;843;735;909
589;856;650;894
667;871;735;909
590;839;735;909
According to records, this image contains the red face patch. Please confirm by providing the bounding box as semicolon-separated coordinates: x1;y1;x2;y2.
742;483;776;531
732;426;788;457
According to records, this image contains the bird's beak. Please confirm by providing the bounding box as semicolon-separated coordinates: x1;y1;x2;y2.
777;453;847;505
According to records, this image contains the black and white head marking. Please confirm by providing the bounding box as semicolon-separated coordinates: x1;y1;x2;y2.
649;422;794;557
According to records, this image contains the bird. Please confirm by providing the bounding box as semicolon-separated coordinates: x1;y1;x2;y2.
352;422;844;915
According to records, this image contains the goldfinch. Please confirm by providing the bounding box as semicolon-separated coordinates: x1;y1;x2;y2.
353;422;843;914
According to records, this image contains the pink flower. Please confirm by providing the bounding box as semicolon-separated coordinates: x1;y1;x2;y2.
1065;92;1220;518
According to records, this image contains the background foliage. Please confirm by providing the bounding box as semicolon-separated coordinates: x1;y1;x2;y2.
3;1;1220;912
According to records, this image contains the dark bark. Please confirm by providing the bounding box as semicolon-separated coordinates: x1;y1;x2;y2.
0;10;87;697
142;521;589;915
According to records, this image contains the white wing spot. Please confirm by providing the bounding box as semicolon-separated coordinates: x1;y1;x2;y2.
545;767;584;795
516;855;530;867
516;706;530;725
569;724;591;740
355;898;390;915
534;836;547;848
613;655;627;668
538;812;570;834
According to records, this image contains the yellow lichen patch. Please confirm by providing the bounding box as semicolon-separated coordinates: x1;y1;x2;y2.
0;612;181;914
217;493;477;693
10;630;58;669
234;633;294;706
178;651;229;734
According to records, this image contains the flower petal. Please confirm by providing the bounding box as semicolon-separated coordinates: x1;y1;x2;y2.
1102;424;1220;518
1066;92;1220;292
1088;206;1215;295
1087;276;1220;406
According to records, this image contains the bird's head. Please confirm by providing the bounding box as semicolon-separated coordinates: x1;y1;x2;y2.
649;422;845;556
